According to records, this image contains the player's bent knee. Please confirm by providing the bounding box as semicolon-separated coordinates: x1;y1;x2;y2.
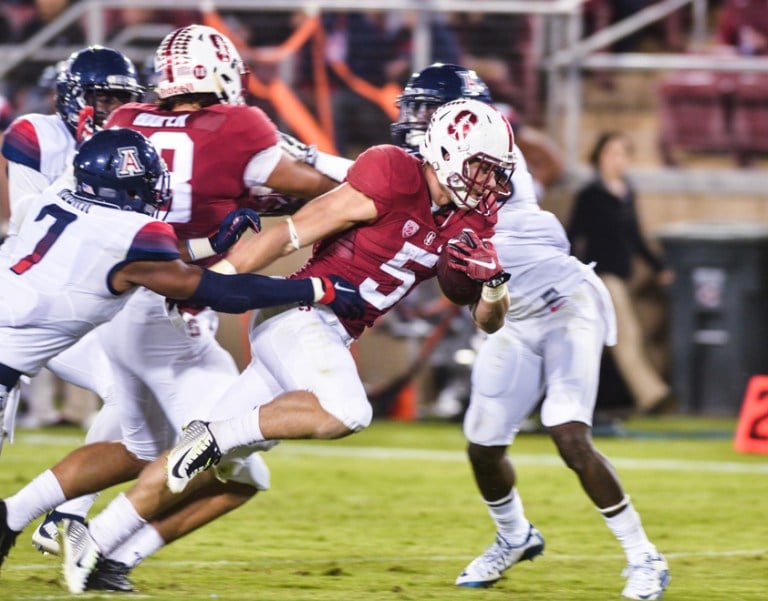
316;391;372;436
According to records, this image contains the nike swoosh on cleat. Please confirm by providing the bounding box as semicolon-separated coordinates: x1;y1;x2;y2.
170;449;192;479
465;257;497;270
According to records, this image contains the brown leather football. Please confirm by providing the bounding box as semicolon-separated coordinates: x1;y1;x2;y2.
436;245;482;306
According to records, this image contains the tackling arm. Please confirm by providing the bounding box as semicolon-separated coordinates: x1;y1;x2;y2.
114;259;363;317
114;260;314;312
216;183;378;275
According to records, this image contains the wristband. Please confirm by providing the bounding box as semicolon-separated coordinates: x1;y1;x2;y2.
311;277;325;302
481;282;508;303
209;259;237;275
286;217;301;251
313;152;353;182
186;237;217;261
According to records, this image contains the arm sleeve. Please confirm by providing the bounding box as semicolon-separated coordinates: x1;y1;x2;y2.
188;270;315;314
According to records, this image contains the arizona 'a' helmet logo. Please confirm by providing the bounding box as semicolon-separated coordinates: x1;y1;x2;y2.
447;110;478;141
116;146;146;178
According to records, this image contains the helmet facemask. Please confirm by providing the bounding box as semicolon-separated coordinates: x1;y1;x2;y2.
420;99;516;216
56;47;143;134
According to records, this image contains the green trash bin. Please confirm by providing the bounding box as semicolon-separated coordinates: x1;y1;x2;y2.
657;221;768;416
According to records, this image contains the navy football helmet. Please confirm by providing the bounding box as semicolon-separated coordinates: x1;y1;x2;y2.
391;63;492;154
56;46;143;135
73;128;171;215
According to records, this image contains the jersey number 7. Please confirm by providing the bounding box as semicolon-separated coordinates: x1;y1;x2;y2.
10;204;77;275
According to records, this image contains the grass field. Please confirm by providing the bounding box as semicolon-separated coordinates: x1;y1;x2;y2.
1;417;767;600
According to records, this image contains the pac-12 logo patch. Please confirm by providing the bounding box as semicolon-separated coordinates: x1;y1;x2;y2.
402;219;420;238
116;147;145;178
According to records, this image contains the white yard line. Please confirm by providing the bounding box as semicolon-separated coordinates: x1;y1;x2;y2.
278;443;768;474
15;434;768;474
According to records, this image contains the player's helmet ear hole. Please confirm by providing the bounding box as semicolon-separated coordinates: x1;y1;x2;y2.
441;147;450;161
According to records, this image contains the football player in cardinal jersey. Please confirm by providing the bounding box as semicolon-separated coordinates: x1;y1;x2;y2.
392;64;669;600
49;97;516;592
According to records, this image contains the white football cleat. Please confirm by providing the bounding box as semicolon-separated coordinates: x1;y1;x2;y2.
455;524;545;587
31;510;87;556
621;550;670;600
166;420;221;493
61;518;100;594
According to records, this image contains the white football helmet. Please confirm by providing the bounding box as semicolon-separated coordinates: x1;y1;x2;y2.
420;98;516;214
155;24;247;105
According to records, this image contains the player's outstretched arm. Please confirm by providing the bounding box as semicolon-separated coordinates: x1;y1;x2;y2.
220;183;378;275
113;259;363;318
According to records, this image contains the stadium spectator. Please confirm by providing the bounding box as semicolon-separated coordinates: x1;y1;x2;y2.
385;11;464;86
319;12;400;155
19;0;84;47
0;24;360;592
567;131;675;415
48;97;516;593
451;11;538;117
714;0;768;55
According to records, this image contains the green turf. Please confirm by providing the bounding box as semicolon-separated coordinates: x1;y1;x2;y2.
1;417;767;600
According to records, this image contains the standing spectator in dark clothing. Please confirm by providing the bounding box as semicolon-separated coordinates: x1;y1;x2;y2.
568;131;675;415
321;12;398;156
20;0;85;47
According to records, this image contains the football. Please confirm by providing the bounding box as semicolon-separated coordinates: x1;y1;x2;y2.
436;245;483;306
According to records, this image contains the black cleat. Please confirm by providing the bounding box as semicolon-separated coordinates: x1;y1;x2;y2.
0;500;20;569
87;557;134;592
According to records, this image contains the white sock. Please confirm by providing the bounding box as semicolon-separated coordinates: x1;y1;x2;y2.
107;523;165;568
600;497;655;564
53;493;98;519
5;469;65;531
486;488;530;545
89;493;146;557
209;405;264;453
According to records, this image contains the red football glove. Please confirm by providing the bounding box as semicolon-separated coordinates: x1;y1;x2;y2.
76;106;96;146
446;229;510;287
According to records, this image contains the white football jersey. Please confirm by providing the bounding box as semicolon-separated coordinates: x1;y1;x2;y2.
494;147;606;321
0;186;179;373
1;113;76;233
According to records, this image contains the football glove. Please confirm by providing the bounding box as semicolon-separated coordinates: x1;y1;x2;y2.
316;275;365;320
279;131;318;166
209;208;262;255
76;106;96;146
446;229;510;288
